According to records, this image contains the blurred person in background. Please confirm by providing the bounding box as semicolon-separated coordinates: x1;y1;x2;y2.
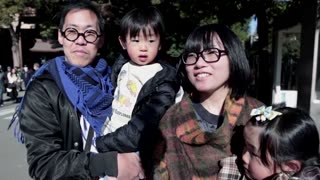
0;65;5;106
6;68;19;102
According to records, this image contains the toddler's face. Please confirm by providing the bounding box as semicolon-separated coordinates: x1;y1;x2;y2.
121;27;161;65
242;124;280;180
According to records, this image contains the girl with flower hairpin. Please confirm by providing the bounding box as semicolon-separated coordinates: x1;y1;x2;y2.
219;106;320;180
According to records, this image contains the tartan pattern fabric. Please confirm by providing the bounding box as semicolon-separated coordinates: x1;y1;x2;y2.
218;156;246;180
153;93;263;180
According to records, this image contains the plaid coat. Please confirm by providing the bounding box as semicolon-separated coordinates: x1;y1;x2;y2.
218;156;247;180
153;94;263;180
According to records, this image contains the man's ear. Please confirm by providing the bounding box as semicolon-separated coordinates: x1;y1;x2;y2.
98;34;105;48
58;30;63;45
118;36;126;49
281;160;301;173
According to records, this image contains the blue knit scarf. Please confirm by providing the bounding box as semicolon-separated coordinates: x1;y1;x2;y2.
9;56;114;143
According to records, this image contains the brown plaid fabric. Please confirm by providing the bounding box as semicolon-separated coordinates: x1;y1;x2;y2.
218;156;247;180
153;94;263;180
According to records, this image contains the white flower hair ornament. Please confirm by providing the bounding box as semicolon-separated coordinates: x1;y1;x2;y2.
250;106;282;121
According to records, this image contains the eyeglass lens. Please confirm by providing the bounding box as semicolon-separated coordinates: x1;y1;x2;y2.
183;48;223;65
62;28;100;43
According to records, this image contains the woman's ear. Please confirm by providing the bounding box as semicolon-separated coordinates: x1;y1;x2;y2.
281;160;301;173
118;36;126;50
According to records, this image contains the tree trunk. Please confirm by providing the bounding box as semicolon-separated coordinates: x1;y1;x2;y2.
8;25;22;68
296;0;317;111
255;7;273;105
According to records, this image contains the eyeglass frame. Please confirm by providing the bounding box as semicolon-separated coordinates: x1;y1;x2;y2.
181;48;227;65
60;28;102;43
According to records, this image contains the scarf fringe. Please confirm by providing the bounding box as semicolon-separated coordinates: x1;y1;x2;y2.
7;63;49;143
8;105;24;143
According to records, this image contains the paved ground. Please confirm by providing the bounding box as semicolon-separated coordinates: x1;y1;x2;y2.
0;91;31;180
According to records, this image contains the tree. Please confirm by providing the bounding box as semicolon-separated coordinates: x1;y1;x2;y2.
1;0;305;92
0;0;63;67
249;0;302;104
0;0;24;67
165;0;303;103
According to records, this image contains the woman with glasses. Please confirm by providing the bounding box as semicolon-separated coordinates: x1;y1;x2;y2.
153;24;264;179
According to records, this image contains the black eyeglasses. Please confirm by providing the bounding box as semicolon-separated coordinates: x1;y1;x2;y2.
181;48;227;65
60;28;102;43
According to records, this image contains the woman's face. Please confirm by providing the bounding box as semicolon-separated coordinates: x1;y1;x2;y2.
185;34;230;95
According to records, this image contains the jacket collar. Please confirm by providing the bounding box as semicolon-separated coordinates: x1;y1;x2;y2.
176;94;245;145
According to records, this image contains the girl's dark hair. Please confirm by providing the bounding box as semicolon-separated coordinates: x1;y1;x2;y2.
58;0;105;33
119;6;165;48
249;107;320;172
178;24;250;99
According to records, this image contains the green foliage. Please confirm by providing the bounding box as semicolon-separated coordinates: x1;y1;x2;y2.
166;33;185;57
0;0;304;62
154;0;251;57
0;0;53;28
0;0;23;26
231;20;250;43
39;23;56;40
282;33;300;59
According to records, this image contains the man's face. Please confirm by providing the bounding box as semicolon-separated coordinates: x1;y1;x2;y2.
58;9;104;67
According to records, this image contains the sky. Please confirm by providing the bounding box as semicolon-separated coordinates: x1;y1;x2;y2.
249;15;257;35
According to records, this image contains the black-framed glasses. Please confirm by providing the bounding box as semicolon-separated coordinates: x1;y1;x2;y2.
60;28;102;43
181;48;227;65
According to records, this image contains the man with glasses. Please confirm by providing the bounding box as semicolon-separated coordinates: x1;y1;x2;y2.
15;1;143;179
